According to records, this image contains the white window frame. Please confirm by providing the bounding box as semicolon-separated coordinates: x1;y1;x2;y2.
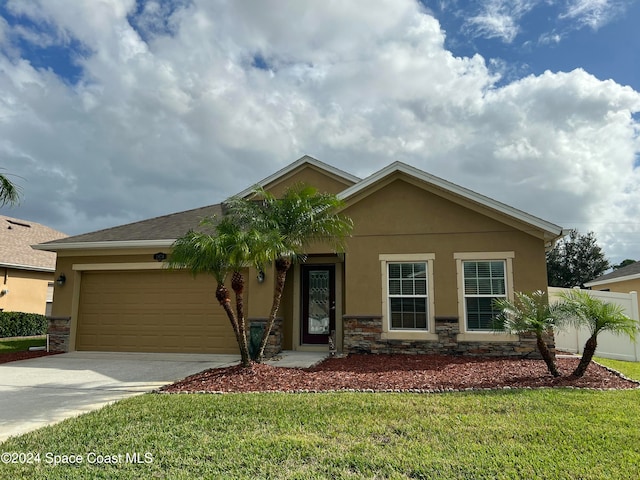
454;252;518;342
379;254;437;341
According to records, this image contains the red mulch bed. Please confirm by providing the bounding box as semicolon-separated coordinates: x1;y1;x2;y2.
0;351;60;364
159;354;640;394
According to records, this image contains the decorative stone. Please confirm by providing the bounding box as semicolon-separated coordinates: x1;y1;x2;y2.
47;316;71;353
342;315;556;359
247;317;283;358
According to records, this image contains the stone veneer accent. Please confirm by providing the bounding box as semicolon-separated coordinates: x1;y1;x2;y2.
343;315;555;358
47;316;71;353
248;317;283;358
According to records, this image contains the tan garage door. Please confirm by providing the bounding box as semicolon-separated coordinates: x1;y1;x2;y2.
76;270;239;353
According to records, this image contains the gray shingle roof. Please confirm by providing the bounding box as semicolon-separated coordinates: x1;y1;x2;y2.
586;261;640;285
40;204;223;245
0;216;67;270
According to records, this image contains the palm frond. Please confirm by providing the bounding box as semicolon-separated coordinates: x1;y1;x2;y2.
0;172;21;207
224;182;353;262
557;289;638;340
494;290;557;335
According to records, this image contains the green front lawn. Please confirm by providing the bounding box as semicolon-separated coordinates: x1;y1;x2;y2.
0;336;46;353
594;356;640;381
1;389;640;479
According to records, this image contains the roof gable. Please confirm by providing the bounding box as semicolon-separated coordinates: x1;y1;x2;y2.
234;155;360;198
0;216;67;270
36;157;563;250
338;162;562;241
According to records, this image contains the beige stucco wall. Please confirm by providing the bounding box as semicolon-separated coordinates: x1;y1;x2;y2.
341;177;548;318
263;164;355;197
0;267;53;315
591;278;640;314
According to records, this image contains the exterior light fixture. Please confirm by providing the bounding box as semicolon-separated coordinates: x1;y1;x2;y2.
257;270;265;283
153;252;167;262
56;274;66;286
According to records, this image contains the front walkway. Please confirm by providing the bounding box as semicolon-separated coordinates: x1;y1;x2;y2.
264;350;328;368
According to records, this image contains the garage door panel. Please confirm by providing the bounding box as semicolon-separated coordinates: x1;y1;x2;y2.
76;270;239;354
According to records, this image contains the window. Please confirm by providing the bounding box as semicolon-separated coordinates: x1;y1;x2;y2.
388;262;428;330
455;252;516;341
462;260;506;331
379;254;436;340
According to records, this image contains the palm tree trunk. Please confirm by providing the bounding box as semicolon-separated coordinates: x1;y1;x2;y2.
231;272;251;367
256;257;291;362
536;332;560;377
572;334;597;378
216;283;251;368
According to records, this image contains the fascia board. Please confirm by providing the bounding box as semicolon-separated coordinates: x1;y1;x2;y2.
339;161;563;238
585;273;640;287
0;262;55;273
31;239;175;252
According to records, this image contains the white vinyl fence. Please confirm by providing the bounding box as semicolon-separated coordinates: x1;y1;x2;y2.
548;287;640;362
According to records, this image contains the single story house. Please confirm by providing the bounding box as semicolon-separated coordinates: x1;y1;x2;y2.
585;261;640;314
0;215;67;316
36;156;563;356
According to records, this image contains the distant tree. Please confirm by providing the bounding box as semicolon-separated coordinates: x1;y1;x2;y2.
546;229;609;287
612;259;636;270
0;170;20;207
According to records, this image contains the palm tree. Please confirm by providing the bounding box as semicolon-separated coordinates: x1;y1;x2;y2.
0;171;20;207
494;291;561;377
167;217;280;367
226;183;353;362
558;289;638;377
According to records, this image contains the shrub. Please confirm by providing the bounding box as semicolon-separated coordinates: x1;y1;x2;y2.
0;312;48;338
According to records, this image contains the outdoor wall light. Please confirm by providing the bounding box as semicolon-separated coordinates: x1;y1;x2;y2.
257;270;265;284
56;274;66;286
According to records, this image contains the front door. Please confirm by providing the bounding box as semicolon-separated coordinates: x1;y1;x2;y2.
301;265;335;345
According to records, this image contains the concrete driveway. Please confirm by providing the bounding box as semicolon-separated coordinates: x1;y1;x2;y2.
0;351;240;443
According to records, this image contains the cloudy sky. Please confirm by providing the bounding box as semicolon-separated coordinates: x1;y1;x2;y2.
0;0;639;265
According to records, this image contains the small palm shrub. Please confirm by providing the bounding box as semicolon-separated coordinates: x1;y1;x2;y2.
494;291;560;377
557;289;639;377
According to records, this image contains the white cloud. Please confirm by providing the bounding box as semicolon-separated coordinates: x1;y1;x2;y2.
561;0;626;30
0;0;639;263
464;0;541;43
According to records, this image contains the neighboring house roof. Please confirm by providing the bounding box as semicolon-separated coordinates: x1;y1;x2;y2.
338;162;563;241
0;215;67;271
585;261;640;288
34;156;563;251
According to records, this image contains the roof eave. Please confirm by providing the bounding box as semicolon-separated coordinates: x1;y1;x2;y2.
0;262;55;273
585;272;640;288
32;239;176;252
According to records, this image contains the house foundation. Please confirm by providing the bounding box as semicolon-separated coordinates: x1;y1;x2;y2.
343;315;555;358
